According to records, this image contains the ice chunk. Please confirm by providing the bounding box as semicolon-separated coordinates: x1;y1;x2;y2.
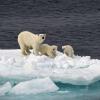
0;82;12;96
74;56;91;68
10;77;59;95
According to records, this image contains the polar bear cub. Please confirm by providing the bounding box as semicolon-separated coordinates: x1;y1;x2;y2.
39;44;58;58
62;45;74;57
18;31;46;55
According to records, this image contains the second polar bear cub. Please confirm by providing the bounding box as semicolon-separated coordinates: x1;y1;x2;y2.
62;45;74;57
18;31;46;55
39;44;58;58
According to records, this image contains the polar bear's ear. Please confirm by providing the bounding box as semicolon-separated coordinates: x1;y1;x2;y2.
55;46;58;50
62;46;66;49
38;34;46;40
39;34;46;38
38;34;42;36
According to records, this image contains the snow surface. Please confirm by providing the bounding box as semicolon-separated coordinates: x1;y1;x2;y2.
0;49;100;85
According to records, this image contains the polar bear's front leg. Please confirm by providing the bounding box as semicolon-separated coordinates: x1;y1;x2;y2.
25;47;31;55
19;44;27;55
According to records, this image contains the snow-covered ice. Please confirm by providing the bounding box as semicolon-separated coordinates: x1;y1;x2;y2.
10;77;59;95
0;49;100;85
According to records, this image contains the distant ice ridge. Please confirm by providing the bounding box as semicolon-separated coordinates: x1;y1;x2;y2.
0;49;100;85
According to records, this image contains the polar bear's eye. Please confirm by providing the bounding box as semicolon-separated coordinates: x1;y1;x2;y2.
42;36;45;39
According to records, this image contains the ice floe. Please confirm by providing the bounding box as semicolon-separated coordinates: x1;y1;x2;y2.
0;49;100;85
10;77;59;95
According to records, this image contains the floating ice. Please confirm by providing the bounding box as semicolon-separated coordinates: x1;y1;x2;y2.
0;49;100;85
10;77;59;95
0;82;12;96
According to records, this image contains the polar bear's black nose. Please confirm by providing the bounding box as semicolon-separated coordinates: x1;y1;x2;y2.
42;37;45;39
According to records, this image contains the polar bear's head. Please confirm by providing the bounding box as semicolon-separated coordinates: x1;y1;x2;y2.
62;45;73;51
50;45;58;57
62;45;74;57
36;34;46;43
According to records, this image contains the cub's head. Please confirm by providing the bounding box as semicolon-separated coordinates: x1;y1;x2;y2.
50;45;58;57
62;45;69;54
37;34;46;43
62;45;74;57
62;45;67;50
62;45;73;50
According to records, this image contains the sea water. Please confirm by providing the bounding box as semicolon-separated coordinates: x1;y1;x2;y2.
0;81;100;100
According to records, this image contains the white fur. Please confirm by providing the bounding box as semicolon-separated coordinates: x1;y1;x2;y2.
62;45;74;57
18;31;46;55
39;44;58;58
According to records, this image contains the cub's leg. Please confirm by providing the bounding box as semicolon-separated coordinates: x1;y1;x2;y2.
48;52;55;58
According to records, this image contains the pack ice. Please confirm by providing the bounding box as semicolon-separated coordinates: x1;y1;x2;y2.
0;49;100;85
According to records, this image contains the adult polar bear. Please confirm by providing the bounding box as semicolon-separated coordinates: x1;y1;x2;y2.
18;31;46;55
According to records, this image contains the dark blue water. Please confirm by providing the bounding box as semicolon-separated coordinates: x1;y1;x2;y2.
0;0;100;58
0;0;100;100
